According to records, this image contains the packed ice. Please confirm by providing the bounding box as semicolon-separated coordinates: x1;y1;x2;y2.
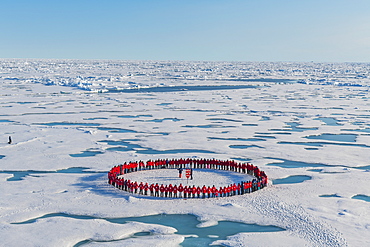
1;59;369;246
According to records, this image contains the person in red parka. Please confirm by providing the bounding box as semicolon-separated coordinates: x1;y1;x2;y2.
214;187;219;197
120;179;124;190
246;181;252;193
168;184;173;197
232;183;237;196
164;185;169;197
226;185;232;197
247;163;252;175
139;182;144;195
116;179;120;189
220;186;225;197
211;185;216;198
236;183;241;195
154;183;160;197
127;181;132;193
133;181;138;194
178;183;184;198
183;186;189;198
242;182;247;194
160;184;165;197
144;183;149;195
149;183;154;196
202;185;207;199
191;186;197;198
114;178;120;189
196;186;201;198
207;186;211;198
241;163;247;173
173;184;178;198
123;179;128;191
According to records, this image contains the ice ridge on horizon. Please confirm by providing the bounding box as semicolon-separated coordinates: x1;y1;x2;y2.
1;59;369;92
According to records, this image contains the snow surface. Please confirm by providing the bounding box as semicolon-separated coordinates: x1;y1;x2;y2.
1;59;370;246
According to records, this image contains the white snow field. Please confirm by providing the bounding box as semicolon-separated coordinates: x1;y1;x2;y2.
0;59;369;247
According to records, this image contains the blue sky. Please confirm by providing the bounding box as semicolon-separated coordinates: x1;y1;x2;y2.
1;0;370;62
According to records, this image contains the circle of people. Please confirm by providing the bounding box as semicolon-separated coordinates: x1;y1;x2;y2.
108;158;268;198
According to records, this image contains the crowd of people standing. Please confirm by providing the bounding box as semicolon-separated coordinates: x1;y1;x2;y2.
108;158;268;198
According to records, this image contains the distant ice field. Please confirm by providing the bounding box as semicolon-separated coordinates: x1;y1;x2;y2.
1;59;370;92
1;59;369;247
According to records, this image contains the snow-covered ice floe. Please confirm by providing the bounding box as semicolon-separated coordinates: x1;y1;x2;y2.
1;59;370;246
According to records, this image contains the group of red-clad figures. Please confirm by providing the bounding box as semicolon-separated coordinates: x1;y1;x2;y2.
108;158;268;198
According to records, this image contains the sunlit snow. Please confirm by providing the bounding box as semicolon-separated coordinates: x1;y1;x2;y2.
1;59;369;246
